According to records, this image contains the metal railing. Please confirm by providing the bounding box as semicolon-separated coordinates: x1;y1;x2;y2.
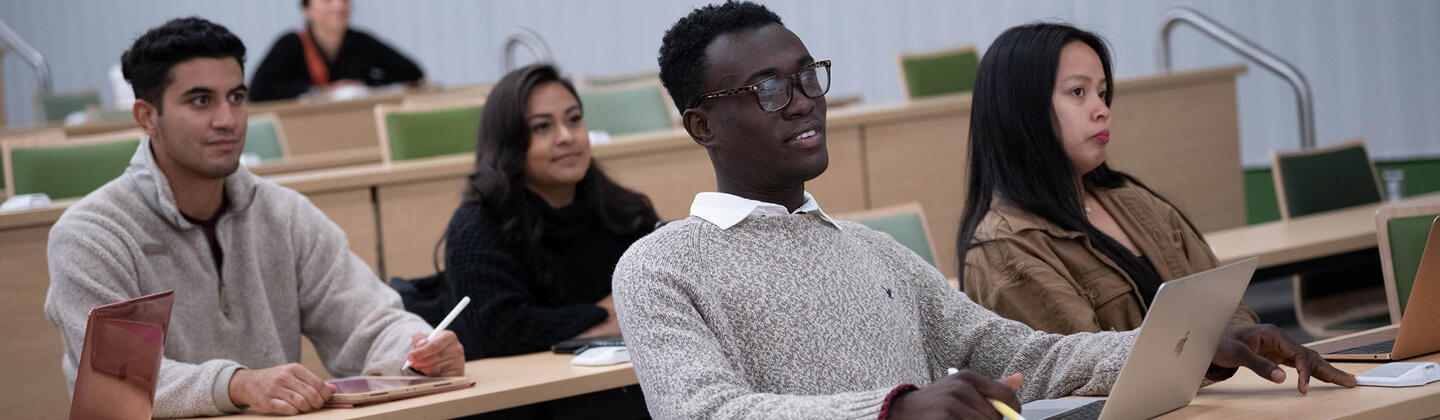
502;27;553;73
0;17;52;95
1157;6;1316;149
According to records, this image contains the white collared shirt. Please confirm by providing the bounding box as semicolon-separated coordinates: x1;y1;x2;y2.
689;191;841;230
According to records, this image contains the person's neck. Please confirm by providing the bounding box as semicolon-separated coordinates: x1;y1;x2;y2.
310;24;345;59
718;177;806;213
168;169;226;221
527;182;576;209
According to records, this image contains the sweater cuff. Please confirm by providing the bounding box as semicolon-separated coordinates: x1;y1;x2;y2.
212;365;244;413
878;384;917;420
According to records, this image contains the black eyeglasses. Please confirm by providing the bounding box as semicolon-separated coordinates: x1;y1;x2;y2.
690;60;831;112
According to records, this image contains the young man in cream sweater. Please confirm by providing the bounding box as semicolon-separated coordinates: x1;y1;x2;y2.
44;17;463;418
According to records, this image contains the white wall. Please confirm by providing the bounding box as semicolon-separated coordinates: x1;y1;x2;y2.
2;0;1436;166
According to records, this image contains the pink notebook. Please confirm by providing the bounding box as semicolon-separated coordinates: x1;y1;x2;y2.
69;290;174;419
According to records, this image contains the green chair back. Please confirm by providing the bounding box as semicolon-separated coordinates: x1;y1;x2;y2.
858;212;935;266
900;49;980;99
1275;144;1382;218
10;139;139;199
244;119;286;161
383;105;483;162
578;86;673;136
38;92;102;123
1386;214;1438;315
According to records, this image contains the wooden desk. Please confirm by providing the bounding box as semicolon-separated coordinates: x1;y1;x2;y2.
210;353;638;419
248;147;382;177
204;351;1440;419
247;93;405;157
1162;351;1440;419
1207;193;1440;269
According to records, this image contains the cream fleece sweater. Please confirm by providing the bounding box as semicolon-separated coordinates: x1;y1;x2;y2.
44;139;432;417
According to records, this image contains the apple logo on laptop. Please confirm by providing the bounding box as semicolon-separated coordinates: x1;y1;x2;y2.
1174;330;1190;357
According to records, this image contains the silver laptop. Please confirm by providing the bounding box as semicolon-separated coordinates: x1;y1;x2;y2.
1022;257;1258;420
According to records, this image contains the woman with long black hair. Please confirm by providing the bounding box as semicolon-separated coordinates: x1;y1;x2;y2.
443;64;659;359
957;23;1258;334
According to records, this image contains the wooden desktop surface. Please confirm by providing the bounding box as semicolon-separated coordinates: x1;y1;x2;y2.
1207;193;1440;269
200;350;1440;419
1161;351;1440;419
207;353;638;420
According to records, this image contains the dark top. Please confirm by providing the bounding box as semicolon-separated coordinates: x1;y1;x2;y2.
444;187;653;359
180;198;230;276
1134;254;1162;306
249;27;424;102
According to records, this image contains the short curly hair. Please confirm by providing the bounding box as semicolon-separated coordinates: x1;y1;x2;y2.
657;1;782;114
121;17;246;114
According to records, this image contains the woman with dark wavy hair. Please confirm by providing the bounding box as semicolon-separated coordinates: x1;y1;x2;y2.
956;23;1258;334
443;64;659;359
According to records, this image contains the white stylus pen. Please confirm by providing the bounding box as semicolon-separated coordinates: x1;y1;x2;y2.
402;296;471;373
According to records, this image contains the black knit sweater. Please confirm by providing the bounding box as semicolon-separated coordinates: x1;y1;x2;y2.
444;189;651;359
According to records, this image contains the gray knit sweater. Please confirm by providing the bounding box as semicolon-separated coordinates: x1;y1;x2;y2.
613;213;1138;419
44;139;433;418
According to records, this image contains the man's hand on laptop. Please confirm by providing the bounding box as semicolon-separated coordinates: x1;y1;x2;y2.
1211;324;1358;394
406;330;466;377
228;363;336;415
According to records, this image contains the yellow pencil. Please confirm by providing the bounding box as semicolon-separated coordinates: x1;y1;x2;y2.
946;368;1026;420
989;399;1027;420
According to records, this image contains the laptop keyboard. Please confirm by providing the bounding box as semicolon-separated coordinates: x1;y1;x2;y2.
1048;400;1106;420
1333;340;1395;355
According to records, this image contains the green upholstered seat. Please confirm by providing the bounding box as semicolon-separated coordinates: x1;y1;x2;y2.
578;86;673;136
900;48;980;99
38;92;102;123
382;105;483;162
857;212;935;266
243;119;286;161
1274;143;1382;218
1385;214;1438;316
9;138;139;199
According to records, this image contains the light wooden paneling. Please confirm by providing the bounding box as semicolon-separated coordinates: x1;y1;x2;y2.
0;224;68;419
1109;72;1246;232
597;139;714;221
805;127;867;214
376;178;465;280
865;112;971;278
276;102;391;157
308;188;381;276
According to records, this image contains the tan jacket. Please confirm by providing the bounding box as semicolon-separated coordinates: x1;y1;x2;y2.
961;182;1258;334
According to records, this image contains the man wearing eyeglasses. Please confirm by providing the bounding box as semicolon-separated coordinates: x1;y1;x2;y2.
612;2;1352;420
614;3;1062;418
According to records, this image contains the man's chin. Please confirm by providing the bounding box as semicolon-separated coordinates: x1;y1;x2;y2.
795;153;830;183
197;161;240;179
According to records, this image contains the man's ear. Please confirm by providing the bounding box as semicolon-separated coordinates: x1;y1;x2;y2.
682;108;716;147
133;99;160;138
